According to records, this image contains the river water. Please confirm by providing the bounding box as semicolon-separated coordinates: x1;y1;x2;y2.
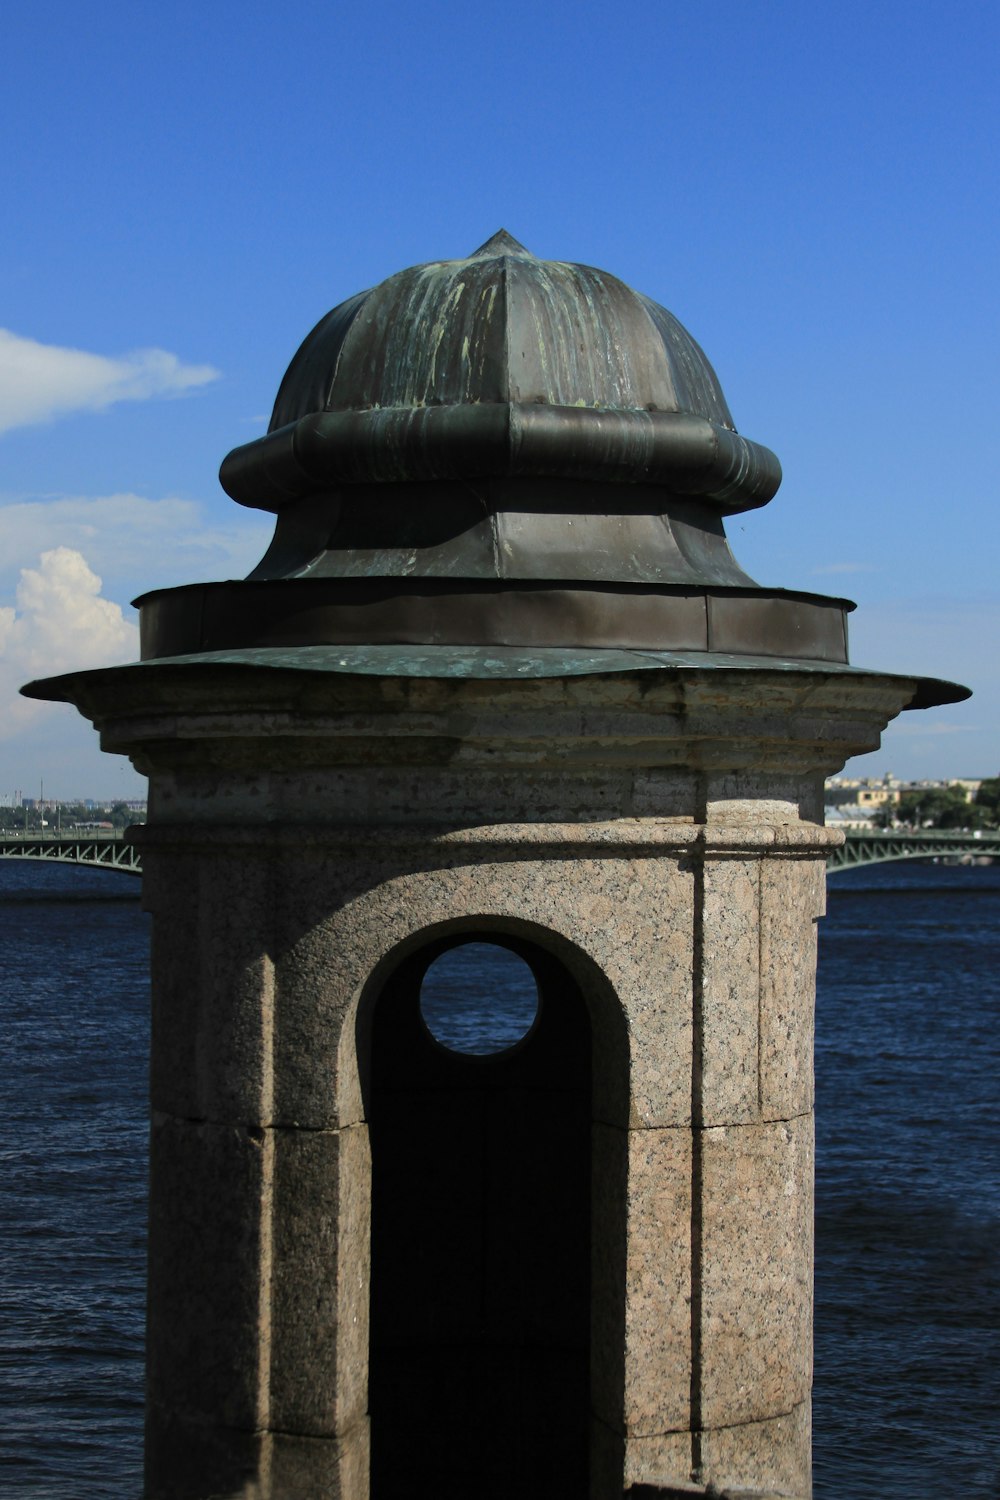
0;858;997;1498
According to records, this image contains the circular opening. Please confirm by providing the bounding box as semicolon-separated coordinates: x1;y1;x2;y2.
419;942;540;1056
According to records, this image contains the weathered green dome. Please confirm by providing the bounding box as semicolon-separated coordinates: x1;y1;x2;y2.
270;229;736;426
220;231;780;515
133;232;871;672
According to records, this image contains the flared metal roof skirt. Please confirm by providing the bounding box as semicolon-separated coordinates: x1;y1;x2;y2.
23;644;969;713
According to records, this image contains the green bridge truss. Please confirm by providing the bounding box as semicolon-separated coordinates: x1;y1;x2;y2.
0;833;142;876
826;828;1000;872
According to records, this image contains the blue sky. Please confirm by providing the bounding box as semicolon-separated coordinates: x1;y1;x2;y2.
2;0;996;797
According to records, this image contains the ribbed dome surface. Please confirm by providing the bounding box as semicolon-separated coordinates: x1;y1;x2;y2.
268;230;736;430
221;233;780;516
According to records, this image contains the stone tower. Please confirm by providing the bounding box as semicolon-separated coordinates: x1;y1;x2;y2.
25;232;966;1500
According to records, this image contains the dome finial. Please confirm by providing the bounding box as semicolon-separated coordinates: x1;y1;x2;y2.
469;229;532;259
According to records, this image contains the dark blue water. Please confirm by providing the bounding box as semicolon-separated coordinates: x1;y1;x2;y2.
814;862;1000;1498
0;858;997;1497
0;862;148;1498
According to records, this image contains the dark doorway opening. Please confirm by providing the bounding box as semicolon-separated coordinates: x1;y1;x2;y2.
367;933;592;1500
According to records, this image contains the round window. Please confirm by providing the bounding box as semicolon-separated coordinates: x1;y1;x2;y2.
419;942;539;1055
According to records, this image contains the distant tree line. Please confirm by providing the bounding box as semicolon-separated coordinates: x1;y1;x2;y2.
0;802;146;832
874;777;1000;830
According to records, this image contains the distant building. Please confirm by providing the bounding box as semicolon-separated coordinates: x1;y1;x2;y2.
824;803;880;830
825;773;982;809
825;777;900;809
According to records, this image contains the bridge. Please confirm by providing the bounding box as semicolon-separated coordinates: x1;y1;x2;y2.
828;827;1000;871
0;830;141;875
1;827;997;879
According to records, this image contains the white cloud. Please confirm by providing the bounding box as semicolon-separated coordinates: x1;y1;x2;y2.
0;547;138;741
0;492;273;599
0;329;219;434
0;490;272;789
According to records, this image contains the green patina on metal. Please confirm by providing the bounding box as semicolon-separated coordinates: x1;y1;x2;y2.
222;229;777;516
25;643;967;715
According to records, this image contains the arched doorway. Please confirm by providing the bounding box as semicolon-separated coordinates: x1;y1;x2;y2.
367;931;592;1500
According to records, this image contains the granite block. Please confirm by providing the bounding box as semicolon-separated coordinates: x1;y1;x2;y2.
702;771;823;827
148;849;275;1124
269;1124;371;1436
602;1422;695;1492
593;1124;693;1436
700;858;760;1125
146;1114;271;1431
144;1407;263;1499
699;1118;813;1429
269;1421;370;1499
591;1123;629;1433
699;1398;811;1499
759;857;823;1121
143;1412;370;1500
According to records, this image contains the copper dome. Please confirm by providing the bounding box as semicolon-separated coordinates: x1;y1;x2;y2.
221;231;780;516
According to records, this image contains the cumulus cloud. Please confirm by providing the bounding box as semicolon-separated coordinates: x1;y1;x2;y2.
0;492;272;599
0;329;219;434
0;547;138;740
0;490;270;780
